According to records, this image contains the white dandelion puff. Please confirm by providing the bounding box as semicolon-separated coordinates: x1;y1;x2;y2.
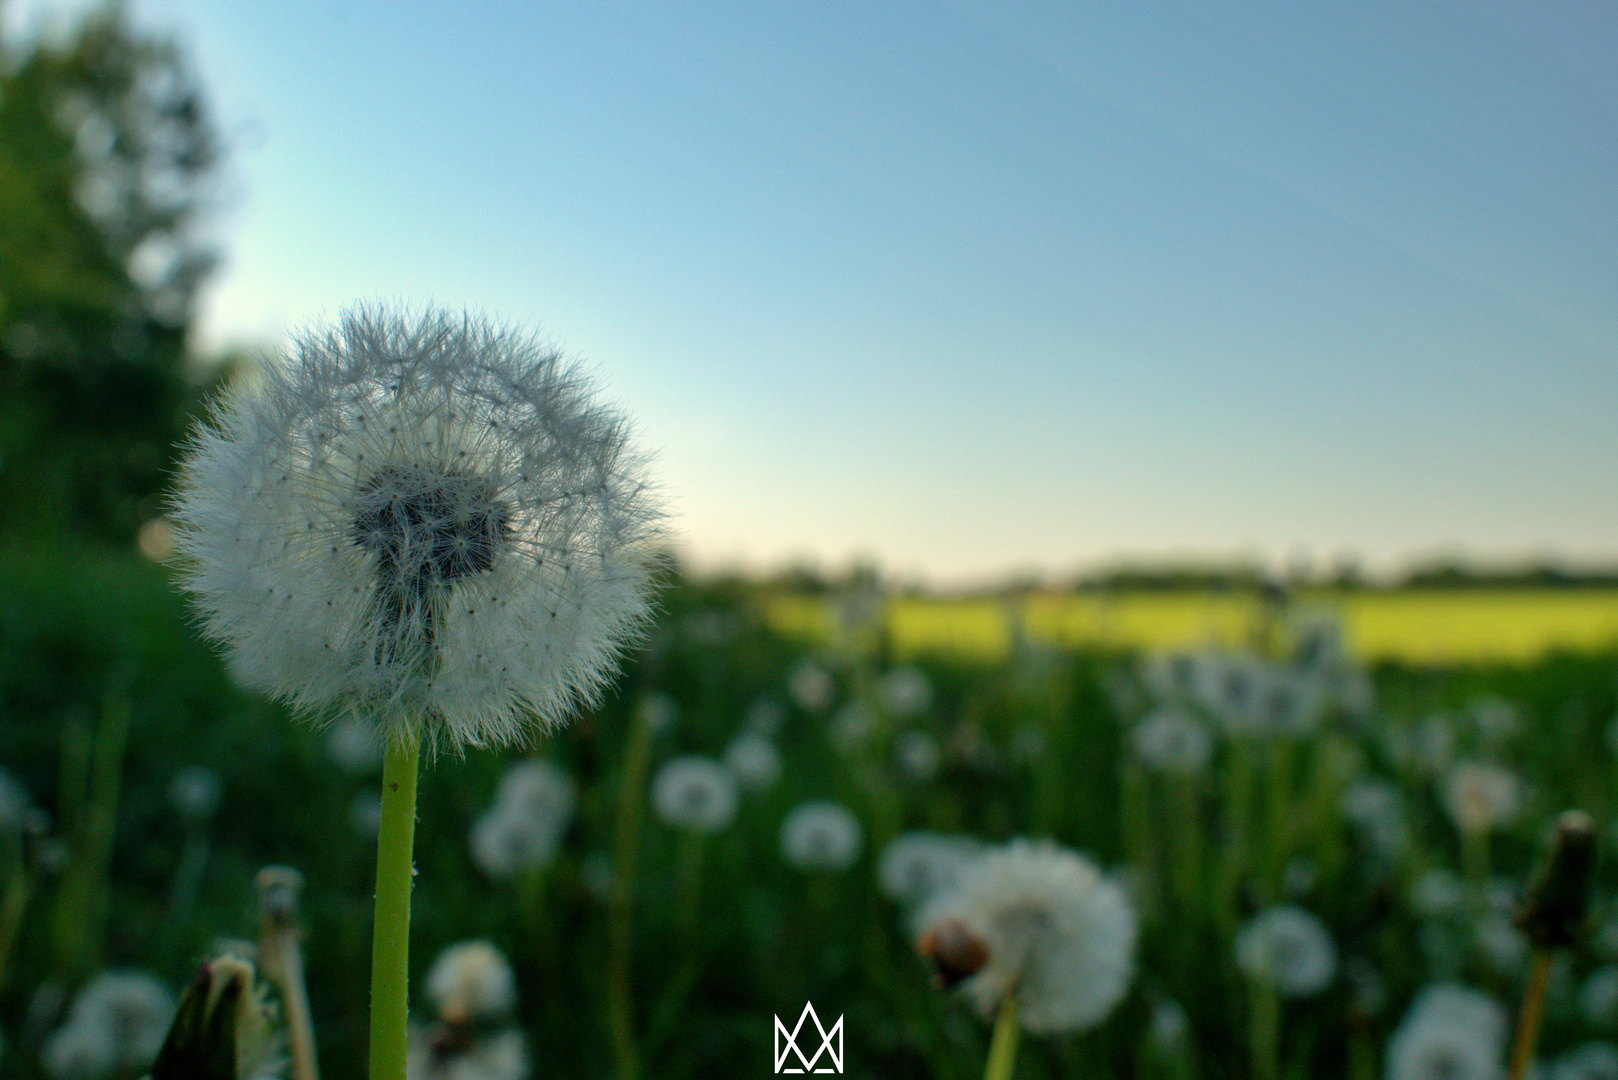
1384;983;1507;1080
424;941;517;1023
1581;966;1618;1028
780;800;863;871
1234;905;1336;997
893;728;943;781
914;839;1137;1034
171;303;663;751
167;766;223;820
43;971;175;1079
877;832;982;906
1130;707;1213;774
1443;760;1523;836
788;660;836;714
723;731;782;792
878;666;933;718
469;759;577;878
650;755;738;833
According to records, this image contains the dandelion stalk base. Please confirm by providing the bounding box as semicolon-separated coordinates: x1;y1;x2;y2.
371;737;420;1080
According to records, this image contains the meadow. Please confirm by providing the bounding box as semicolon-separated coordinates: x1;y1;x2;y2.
3;547;1618;1080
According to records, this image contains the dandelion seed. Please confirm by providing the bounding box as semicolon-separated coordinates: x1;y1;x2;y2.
914;839;1137;1034
650;756;738;833
1234;905;1336;997
780;800;862;872
171;303;663;751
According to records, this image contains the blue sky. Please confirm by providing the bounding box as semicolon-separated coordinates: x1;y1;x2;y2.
10;0;1617;585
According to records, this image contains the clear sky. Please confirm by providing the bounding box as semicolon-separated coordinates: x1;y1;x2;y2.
10;0;1618;586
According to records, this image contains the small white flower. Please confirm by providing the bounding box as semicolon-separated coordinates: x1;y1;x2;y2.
780;800;863;871
167;765;223;820
425;941;516;1023
43;971;175;1079
723;732;781;792
1384;983;1507;1080
1444;760;1523;835
878;832;981;906
172;304;663;751
651;756;738;833
1130;707;1212;774
1234;905;1336;997
914;839;1136;1034
351;790;383;837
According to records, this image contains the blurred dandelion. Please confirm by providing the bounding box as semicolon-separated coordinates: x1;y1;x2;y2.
1131;707;1212;775
780;801;863;872
914;839;1136;1034
43;971;175;1079
722;732;781;792
470;759;577;878
1444;761;1524;836
1384;983;1507;1080
1235;906;1336;997
649;756;737;834
408;941;528;1080
877;832;981;907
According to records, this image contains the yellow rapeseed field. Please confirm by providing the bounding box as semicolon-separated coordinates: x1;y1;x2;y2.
762;589;1618;664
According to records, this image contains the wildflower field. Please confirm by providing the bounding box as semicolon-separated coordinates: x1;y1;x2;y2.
4;545;1618;1080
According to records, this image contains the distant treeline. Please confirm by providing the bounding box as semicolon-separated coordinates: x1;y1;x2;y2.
726;560;1618;596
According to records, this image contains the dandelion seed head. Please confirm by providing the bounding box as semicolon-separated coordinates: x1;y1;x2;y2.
650;755;738;833
1551;1042;1618;1080
172;303;663;751
469;759;577;877
1130;707;1212;774
1443;760;1523;836
914;839;1136;1034
43;971;174;1078
723;731;782;791
1384;983;1507;1080
878;831;981;906
167;765;223;821
424;941;517;1023
1234;905;1337;997
780;800;863;871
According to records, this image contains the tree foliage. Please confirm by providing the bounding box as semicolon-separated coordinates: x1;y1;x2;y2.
0;3;217;544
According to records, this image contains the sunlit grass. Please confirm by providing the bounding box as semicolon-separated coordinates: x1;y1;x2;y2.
764;589;1618;663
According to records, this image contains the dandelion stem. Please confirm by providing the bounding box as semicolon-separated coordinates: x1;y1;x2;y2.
609;705;654;1080
1507;949;1553;1080
370;737;420;1080
983;992;1020;1080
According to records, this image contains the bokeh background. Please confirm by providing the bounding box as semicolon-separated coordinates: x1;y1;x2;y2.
2;3;1617;1079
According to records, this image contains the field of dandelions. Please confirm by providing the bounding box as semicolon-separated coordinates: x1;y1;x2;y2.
3;555;1618;1079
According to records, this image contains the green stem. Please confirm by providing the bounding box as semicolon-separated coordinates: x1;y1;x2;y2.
984;993;1021;1080
608;706;654;1080
370;738;420;1080
1507;950;1553;1080
1250;979;1280;1080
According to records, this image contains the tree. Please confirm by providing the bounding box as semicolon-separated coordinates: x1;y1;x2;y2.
0;2;218;545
